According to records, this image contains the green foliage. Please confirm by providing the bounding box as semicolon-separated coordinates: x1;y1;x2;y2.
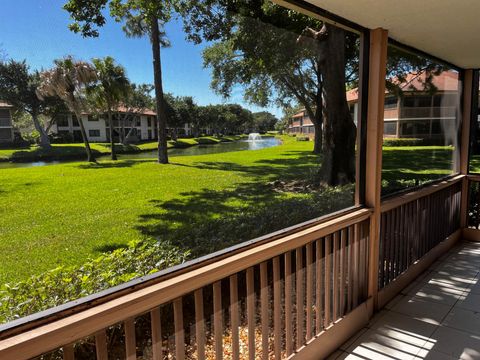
383;138;423;147
296;136;310;142
0;241;188;322
195;136;221;144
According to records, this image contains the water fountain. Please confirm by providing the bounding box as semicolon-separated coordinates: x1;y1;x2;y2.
248;133;262;141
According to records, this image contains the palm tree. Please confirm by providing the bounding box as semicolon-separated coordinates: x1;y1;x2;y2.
37;56;98;162
89;57;130;160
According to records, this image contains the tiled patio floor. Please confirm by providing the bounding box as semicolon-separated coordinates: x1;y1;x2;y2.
330;241;480;360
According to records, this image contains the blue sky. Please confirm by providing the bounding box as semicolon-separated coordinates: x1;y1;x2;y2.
0;0;281;117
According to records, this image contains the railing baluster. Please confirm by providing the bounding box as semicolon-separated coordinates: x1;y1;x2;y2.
230;275;240;360
125;317;136;360
150;308;162;360
347;227;353;312
333;232;339;322
285;252;293;356
324;235;331;328
306;242;313;340
63;343;74;360
213;281;223;360
296;247;304;348
273;256;282;359
95;330;108;360
260;261;269;360
379;213;385;288
315;239;323;334
340;228;347;316
353;224;359;307
247;267;256;360
174;298;185;360
194;289;205;360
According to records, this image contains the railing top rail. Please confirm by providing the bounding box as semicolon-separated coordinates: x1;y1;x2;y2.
380;174;464;213
467;174;480;182
0;208;371;360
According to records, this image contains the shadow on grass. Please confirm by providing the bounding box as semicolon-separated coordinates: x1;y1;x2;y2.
76;160;148;169
382;147;454;195
136;178;354;258
173;150;320;182
94;243;129;253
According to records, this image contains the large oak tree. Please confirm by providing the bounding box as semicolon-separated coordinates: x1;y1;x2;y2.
181;0;360;185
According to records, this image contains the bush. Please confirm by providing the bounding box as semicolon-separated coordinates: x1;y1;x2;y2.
0;241;188;323
196;137;220;145
383;138;423;147
296;136;309;141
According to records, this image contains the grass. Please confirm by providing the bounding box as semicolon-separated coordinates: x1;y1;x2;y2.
0;137;460;283
0;137;326;283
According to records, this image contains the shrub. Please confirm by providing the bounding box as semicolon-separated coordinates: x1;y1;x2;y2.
0;241;189;323
383;138;423;147
296;136;310;141
196;137;220;145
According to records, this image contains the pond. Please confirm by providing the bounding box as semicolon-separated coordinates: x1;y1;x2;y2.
0;137;282;169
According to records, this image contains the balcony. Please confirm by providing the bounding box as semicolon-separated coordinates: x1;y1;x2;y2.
2;174;479;360
399;107;457;119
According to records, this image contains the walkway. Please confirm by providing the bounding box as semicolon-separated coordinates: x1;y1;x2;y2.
329;241;480;360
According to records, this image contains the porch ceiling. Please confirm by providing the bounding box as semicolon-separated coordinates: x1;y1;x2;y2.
305;0;480;69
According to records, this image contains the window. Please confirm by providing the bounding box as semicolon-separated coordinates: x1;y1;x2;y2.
0;109;11;127
384;96;397;109
0;128;12;140
72;114;80;126
89;129;100;137
55;114;69;127
382;44;461;196
135;116;141;126
384;122;397;135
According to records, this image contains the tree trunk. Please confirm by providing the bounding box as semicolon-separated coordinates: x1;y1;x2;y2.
108;110;117;160
31;113;51;148
320;25;356;185
151;18;169;164
75;112;96;162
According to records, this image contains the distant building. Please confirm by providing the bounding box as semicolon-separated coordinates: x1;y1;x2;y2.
0;102;14;145
287;71;460;140
51;107;200;142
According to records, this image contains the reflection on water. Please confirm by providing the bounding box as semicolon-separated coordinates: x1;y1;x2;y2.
124;137;281;159
0;138;281;169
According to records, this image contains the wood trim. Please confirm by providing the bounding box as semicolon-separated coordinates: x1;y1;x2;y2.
468;174;480;182
460;70;473;174
365;27;388;313
291;301;370;360
460;70;474;227
377;228;461;308
380;174;464;213
462;228;480;242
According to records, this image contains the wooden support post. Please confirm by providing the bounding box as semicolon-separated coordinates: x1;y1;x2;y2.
365;28;388;315
460;69;474;228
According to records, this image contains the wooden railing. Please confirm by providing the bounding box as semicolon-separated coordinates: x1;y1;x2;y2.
466;175;480;230
378;176;462;289
0;209;371;360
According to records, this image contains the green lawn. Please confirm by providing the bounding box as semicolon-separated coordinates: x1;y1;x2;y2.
0;139;459;283
0;137;329;283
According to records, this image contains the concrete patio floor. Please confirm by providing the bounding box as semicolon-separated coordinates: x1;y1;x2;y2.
329;241;480;360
